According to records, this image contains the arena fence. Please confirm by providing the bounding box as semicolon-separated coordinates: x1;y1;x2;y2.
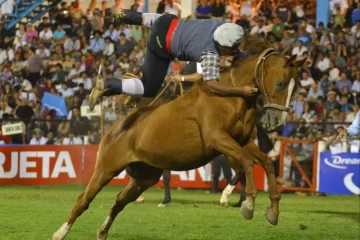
279;139;318;192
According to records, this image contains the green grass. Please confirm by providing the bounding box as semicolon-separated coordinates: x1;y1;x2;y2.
0;185;359;240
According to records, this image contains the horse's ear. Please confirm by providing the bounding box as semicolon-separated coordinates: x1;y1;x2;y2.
284;54;297;67
294;56;307;68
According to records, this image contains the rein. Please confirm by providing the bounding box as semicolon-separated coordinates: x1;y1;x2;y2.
148;80;184;106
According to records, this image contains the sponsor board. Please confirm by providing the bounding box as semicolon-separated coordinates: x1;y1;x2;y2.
83;145;266;190
0;146;82;185
81;105;101;117
319;152;360;194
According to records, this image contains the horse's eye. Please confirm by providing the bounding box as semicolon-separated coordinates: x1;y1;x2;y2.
277;81;284;89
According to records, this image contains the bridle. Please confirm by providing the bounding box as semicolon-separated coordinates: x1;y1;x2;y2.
253;48;295;113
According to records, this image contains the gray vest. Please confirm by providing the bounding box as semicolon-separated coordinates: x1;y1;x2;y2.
170;19;225;62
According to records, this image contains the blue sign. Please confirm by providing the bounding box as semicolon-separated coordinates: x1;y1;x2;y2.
319;152;360;195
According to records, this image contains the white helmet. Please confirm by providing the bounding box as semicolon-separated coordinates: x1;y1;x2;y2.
214;23;244;47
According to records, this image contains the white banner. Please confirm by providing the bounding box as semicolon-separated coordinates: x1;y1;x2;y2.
1;122;24;136
81;105;101;117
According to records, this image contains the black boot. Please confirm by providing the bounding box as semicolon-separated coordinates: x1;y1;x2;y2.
114;9;143;26
104;78;123;96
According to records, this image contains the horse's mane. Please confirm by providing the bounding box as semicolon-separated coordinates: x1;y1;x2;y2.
115;105;160;135
230;36;274;68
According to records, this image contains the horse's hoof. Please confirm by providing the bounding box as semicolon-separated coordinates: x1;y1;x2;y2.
97;231;108;240
220;201;228;207
240;204;254;220
265;208;279;226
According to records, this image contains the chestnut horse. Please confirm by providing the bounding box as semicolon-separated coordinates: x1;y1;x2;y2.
52;46;305;240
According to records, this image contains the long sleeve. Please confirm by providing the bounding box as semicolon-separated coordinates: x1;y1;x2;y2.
347;111;360;137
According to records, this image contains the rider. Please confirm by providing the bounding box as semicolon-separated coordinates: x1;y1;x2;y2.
89;10;258;110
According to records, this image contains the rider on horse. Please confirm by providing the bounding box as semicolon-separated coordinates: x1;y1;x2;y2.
89;10;258;110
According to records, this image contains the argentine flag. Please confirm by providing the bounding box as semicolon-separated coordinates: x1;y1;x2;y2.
42;92;68;118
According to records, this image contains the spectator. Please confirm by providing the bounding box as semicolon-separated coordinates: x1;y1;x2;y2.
300;71;315;90
90;30;105;57
115;32;135;56
274;0;291;24
307;83;324;104
69;107;90;136
26;47;43;87
165;0;181;18
336;72;353;92
104;104;117;122
29;128;47;145
156;0;167;14
0;43;14;64
104;37;115;56
0;101;12;118
58;115;70;136
46;132;56;145
324;91;341;116
39;24;53;48
211;0;225;20
25;23;38;45
52;63;67;85
196;0;211;19
292;40;308;56
64;33;81;53
62;129;83;145
59;82;74;98
36;43;51;60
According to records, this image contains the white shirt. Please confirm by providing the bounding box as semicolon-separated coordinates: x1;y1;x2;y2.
0;49;14;64
292;46;308;56
30;137;47;145
317;58;330;72
39;30;53;40
62;137;83;145
330;0;348;15
103;30;119;41
300;77;315;88
36;49;50;58
21;79;33;91
329;68;340;82
68;67;85;80
0;106;12;118
352;80;360;93
165;3;181;16
250;25;268;36
268;141;281;158
104;42;114;56
64;39;80;51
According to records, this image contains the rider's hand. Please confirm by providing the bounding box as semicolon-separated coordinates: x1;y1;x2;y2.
241;86;258;97
170;74;182;82
336;129;347;142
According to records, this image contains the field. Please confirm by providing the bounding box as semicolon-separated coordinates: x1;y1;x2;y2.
0;185;359;240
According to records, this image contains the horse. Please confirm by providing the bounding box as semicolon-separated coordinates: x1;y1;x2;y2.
52;42;306;240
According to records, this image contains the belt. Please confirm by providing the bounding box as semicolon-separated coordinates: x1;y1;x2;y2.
166;18;179;54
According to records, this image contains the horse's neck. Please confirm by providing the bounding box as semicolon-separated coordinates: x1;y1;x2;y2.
220;57;258;88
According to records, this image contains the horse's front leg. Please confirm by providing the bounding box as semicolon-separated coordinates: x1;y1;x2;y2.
203;129;257;220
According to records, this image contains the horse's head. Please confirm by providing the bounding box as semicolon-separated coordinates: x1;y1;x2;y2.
254;48;306;132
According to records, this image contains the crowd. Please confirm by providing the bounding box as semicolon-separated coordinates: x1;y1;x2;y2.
0;0;359;152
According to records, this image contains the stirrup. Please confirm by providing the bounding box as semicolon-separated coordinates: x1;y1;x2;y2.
122;72;143;80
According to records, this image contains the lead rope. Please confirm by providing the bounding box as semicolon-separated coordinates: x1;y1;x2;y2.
148;80;184;106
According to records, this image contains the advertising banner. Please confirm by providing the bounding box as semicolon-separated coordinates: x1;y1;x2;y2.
83;145;266;190
0;145;83;185
318;152;360;195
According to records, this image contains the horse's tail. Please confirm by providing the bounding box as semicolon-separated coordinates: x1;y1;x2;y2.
256;122;273;154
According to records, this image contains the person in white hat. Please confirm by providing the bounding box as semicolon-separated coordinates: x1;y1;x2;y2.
89;10;258;110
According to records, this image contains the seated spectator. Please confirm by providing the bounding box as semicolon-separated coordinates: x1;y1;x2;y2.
307;83;324;104
292;40;308;56
210;0;225;20
302;102;314;122
103;23;118;41
46;132;56;145
314;96;325;115
352;72;360;93
39;24;53;48
58;115;70;136
196;0;211;19
336;72;353;93
300;71;315;90
64;33;81;54
25;23;38;45
315;52;330;73
52;24;66;46
90;30;105;56
324;91;341;116
104;105;117;122
62;129;83;145
59;82;74;99
164;0;181;18
292;93;306;120
340;95;353;113
52;63;67;85
0;101;12;118
0;43;14;64
29;128;47;145
115;32;135;56
68;62;85;84
328;60;340;82
104;37;115;56
36;43;51;60
69;107;90;136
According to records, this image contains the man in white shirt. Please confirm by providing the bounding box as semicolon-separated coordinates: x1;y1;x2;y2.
307;83;324;103
68;62;85;84
64;33;81;53
39;24;53;47
62;130;83;145
30;128;47;145
250;19;268;36
164;0;181;17
300;72;315;90
0;101;12;118
292;40;308;56
330;0;349;15
20;75;33;92
316;52;330;72
352;73;360;93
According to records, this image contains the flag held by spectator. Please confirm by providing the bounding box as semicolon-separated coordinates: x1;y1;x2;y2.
42;92;68;118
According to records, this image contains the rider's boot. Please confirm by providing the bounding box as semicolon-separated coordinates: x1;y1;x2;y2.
113;9;162;28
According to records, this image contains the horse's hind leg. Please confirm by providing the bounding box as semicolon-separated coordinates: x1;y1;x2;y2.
52;151;126;240
97;162;162;240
